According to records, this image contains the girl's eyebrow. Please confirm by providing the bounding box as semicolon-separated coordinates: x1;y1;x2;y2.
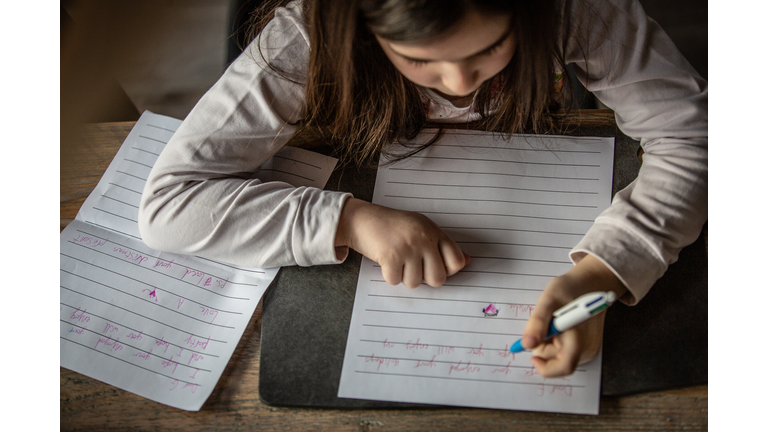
388;28;513;63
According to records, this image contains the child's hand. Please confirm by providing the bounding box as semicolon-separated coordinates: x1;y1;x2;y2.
521;254;626;377
335;198;469;288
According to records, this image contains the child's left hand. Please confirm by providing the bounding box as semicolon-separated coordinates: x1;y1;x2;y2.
520;254;627;377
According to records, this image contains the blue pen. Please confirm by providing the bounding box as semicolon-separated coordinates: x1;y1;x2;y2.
509;291;616;353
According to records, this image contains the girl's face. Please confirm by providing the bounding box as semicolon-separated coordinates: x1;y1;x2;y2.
375;9;515;100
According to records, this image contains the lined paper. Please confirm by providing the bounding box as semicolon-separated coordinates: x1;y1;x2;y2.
60;111;338;410
337;129;614;414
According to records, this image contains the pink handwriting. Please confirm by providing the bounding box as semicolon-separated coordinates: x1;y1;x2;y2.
365;354;400;371
153;259;174;269
189;369;199;379
437;346;455;356
177;299;185;309
550;385;573;397
182;383;199;393
134;349;152;360
95;337;123;352
170;379;179;391
449;361;480;375
155;337;170;353
492;361;513;375
185;334;210;351
113;247;149;265
162;356;179;374
382;338;395;348
188;353;204;365
414;355;437;369
103;323;119;334
405;338;428;351
182;269;204;283
142;288;159;302
216;277;229;289
126;331;143;340
509;304;535;317
199;307;219;324
466;344;484;356
70;307;91;323
524;366;540;377
203;277;212;287
497;345;514;359
69;326;86;335
72;235;106;247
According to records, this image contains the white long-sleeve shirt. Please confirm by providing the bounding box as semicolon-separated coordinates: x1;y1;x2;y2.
138;0;707;305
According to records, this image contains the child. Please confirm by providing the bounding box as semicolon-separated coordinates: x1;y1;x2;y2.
138;0;707;378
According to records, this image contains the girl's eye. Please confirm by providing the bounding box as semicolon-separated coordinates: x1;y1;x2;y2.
406;58;429;67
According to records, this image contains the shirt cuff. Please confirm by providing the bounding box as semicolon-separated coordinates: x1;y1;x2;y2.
569;218;668;306
291;189;353;266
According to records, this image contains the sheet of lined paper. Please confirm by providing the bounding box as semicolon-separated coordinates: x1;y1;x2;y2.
337;129;614;414
60;111;338;410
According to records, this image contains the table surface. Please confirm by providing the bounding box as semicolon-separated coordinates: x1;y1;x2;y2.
60;111;707;431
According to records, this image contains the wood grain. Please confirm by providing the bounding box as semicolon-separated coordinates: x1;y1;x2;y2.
60;112;707;431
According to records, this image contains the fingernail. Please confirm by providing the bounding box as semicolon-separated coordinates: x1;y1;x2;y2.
523;335;539;348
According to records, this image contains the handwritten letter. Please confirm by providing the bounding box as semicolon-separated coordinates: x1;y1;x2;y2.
337;130;614;414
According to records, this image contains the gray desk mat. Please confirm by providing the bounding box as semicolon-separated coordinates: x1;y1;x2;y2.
258;127;707;407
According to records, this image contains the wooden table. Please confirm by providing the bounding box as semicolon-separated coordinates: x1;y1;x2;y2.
60;112;707;431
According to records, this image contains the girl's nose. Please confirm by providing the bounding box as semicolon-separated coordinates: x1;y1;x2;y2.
442;62;479;96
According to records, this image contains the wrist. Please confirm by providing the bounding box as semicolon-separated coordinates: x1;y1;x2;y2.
569;254;627;300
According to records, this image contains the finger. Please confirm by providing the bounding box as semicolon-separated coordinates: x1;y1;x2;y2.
521;291;561;350
531;332;581;378
380;260;404;286
422;251;447;287
438;238;467;277
401;259;423;289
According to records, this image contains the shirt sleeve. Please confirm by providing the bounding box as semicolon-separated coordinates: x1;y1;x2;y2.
138;1;352;269
562;0;708;304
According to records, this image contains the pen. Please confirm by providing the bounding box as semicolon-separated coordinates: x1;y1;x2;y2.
509;291;616;353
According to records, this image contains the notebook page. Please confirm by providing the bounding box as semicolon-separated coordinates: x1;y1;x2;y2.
337;129;614;414
61;111;338;410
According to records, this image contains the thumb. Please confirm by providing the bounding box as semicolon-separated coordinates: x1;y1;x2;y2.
521;292;560;350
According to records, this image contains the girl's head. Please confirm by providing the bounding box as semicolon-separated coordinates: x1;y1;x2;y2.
249;0;566;165
369;2;516;100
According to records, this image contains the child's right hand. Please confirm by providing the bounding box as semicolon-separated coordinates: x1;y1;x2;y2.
335;198;469;288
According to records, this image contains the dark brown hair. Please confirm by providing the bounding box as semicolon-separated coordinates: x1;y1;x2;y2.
245;0;570;166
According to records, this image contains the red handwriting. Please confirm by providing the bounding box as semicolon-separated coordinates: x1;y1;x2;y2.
69;326;86;335
497;345;515;359
155;337;170;353
492;361;513;375
142;288;159;302
134;349;152;360
188;353;204;365
95;337;123;352
405;338;428;351
162;356;179;374
449;361;480;375
103;323;119;334
70;307;91;323
365;354;400;371
437;346;455;356
72;235;106;247
536;384;545;397
508;304;535;317
382;338;395;348
126;331;143;340
113;247;149;265
185;334;210;351
199;307;219;324
415;355;437;369
153;259;174;269
466;344;484;356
